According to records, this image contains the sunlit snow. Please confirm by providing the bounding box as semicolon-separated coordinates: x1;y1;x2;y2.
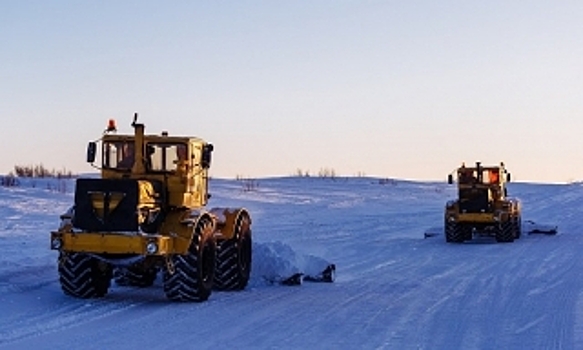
0;176;580;349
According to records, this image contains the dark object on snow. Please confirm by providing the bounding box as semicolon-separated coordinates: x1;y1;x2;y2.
529;228;558;235
525;220;558;235
424;220;558;239
275;264;337;286
281;273;303;286
304;264;336;283
424;227;442;239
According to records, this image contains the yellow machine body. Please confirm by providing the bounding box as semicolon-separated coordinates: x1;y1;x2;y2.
51;118;244;257
444;162;521;243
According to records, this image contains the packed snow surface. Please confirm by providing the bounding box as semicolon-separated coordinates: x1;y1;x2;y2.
0;177;581;349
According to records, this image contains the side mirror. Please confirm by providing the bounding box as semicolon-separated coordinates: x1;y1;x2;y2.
87;142;97;163
447;174;453;184
201;144;214;169
506;173;511;182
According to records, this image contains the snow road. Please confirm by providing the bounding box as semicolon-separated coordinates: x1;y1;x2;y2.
0;177;581;349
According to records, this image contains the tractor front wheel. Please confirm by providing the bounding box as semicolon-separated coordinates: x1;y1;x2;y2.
58;252;112;298
163;215;216;302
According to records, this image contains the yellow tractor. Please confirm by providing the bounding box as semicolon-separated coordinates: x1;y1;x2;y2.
444;162;521;243
50;114;252;301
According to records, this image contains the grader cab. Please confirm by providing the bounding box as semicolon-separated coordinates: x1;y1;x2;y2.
51;114;252;301
444;162;521;243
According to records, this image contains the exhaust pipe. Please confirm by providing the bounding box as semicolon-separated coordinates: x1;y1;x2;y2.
131;112;146;175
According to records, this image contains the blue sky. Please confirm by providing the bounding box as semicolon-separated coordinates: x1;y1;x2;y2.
1;1;582;182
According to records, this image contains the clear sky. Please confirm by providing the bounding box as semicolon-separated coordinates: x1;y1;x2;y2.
1;1;582;182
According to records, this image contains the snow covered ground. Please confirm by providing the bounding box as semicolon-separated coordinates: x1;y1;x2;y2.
0;176;581;349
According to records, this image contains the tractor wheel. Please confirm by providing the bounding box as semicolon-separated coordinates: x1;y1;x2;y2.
445;220;464;243
495;220;515;243
58;252;112;298
214;210;252;291
163;215;216;302
514;215;522;239
114;266;158;288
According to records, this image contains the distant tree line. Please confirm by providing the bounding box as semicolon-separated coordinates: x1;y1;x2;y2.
295;168;337;178
12;164;75;178
1;164;76;188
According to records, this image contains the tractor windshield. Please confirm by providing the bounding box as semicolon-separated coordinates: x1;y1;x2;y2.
458;168;477;184
458;168;501;185
146;143;188;172
483;169;500;184
103;141;134;170
102;141;188;172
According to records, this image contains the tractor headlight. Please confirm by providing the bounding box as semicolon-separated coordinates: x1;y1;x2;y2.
51;238;63;250
146;242;158;254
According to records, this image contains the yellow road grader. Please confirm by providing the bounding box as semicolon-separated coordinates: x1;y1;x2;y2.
444;162;521;243
50;114;252;301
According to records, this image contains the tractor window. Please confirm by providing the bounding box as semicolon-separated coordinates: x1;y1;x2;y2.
484;170;500;184
458;169;477;184
103;142;134;169
146;143;188;172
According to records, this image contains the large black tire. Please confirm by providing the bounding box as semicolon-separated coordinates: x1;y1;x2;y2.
163;215;216;302
58;253;112;298
514;215;522;239
114;266;158;288
214;211;252;291
445;220;464;243
495;220;515;243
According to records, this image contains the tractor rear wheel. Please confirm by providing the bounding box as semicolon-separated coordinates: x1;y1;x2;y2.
214;210;252;291
514;215;522;239
163;215;216;302
445;220;464;243
58;252;112;298
496;221;515;243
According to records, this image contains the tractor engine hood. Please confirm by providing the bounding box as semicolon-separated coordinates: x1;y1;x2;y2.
72;178;163;232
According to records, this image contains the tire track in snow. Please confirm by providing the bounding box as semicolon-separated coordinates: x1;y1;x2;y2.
0;264;57;294
0;293;149;347
574;290;583;349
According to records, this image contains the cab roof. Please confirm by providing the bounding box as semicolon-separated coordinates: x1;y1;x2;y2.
102;133;206;144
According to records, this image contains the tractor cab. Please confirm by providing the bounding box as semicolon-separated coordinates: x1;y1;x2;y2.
449;162;510;214
444;161;521;243
85;114;214;209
